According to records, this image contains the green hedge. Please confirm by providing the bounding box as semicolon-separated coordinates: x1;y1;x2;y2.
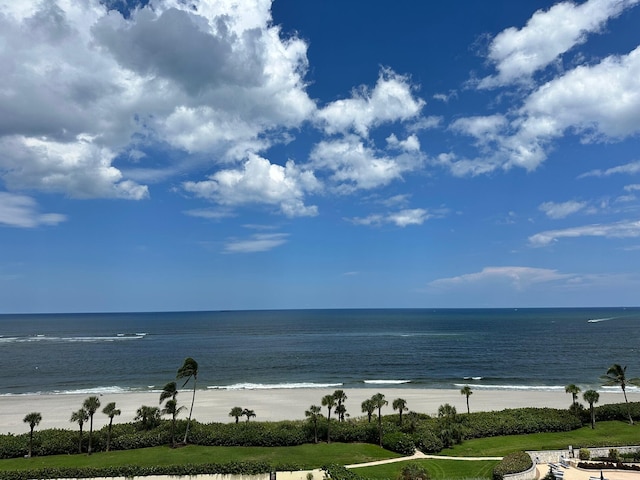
0;461;304;480
493;451;533;480
381;432;415;455
322;464;365;480
594;402;640;422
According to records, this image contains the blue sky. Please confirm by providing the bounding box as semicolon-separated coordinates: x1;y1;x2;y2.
1;0;640;313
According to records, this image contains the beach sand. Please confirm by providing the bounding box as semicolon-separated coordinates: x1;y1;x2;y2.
1;388;637;435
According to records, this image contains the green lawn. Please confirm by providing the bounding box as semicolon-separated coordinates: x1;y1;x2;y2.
355;459;499;480
440;421;639;457
0;443;399;472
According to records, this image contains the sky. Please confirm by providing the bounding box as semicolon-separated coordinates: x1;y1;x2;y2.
1;0;640;313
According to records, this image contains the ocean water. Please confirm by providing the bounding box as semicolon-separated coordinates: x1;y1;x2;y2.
0;308;639;395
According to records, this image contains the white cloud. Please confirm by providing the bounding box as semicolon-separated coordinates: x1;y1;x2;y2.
183;153;320;217
0;0;315;199
450;115;508;144
625;184;640;191
429;266;573;290
539;200;587;219
479;0;640;88
579;160;640;178
0;192;67;228
311;135;423;193
224;233;289;253
315;69;424;137
349;208;432;227
529;219;640;246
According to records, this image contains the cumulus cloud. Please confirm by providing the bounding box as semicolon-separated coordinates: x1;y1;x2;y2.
183;153;320;217
539;200;587;219
529;219;640;246
315;70;424;137
0;0;314;201
428;266;573;290
0;192;67;228
224;233;289;253
479;0;640;88
311;135;423;193
449;115;508;144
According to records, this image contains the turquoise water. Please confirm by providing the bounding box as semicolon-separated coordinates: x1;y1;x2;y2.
0;308;638;395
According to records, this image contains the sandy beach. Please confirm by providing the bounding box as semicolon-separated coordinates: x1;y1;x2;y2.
1;388;637;435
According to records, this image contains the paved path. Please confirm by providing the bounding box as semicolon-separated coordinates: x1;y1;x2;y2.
346;451;503;469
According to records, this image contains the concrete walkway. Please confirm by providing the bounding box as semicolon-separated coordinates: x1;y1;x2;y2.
346;450;503;469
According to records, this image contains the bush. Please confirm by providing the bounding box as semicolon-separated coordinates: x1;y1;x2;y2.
382;432;415;455
594;402;640;422
397;463;430;480
608;448;620;462
493;451;533;480
414;429;444;454
322;464;365;480
579;448;590;460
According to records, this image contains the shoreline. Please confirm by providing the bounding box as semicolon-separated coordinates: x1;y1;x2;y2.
1;388;637;435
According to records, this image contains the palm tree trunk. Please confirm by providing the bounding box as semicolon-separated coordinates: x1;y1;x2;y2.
183;380;197;444
28;429;34;458
590;405;595;429
106;419;113;452
88;416;94;455
622;387;634;425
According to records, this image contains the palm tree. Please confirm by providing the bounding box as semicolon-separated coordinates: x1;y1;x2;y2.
23;412;42;458
161;399;185;448
371;393;388;446
229;406;244;423
159;381;178;404
600;364;640;425
102;402;121;452
135;405;161;430
438;403;457;419
460;385;473;414
361;398;375;423
83;396;101;455
565;384;581;407
392;398;408;425
305;405;322;443
177;357;198;444
321;394;336;443
70;408;89;453
242;408;256;422
333;390;348;422
583;389;600;429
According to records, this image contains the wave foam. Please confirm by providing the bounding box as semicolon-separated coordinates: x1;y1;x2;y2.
0;333;146;343
363;379;412;385
208;382;343;390
453;383;566;391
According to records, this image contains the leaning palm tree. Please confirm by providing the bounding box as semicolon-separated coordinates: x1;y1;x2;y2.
161;399;185;448
242;408;256;422
177;357;198;444
102;402;121;452
321;394;336;443
460;385;473;414
305;405;322;444
70;408;89;453
371;393;388;446
583;389;600;429
23;412;42;458
83;396;101;455
600;364;640;425
229;406;244;424
392;398;408;425
565;384;581;407
361;398;375;423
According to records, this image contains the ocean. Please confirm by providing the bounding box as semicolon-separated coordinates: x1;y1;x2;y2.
0;308;639;396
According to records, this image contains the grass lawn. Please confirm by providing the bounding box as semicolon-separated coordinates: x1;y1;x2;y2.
354;459;499;480
440;421;639;457
0;443;399;472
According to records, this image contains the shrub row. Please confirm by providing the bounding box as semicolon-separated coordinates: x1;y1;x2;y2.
493;451;533;480
0;461;304;480
593;402;640;422
577;462;640;472
0;406;586;459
